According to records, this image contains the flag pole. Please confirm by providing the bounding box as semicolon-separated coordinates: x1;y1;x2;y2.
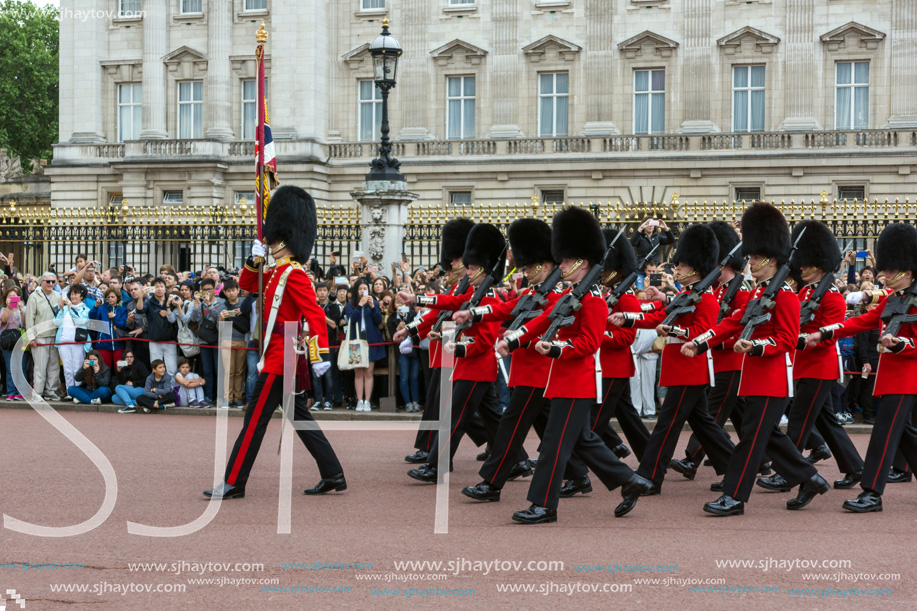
255;22;267;358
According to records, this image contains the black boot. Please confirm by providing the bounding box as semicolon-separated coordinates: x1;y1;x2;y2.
559;476;592;498
804;444;832;464
833;470;862;489
203;482;245;499
887;467;913;484
756;473;792;492
512;504;557;524
786;474;829;510
710;480;724;492
612;444;631;459
842;490;883;513
404;450;429;464
614;474;653;517
304;473;347;495
506;460;534;481
669;458;697;480
407;465;438;483
462;482;501;502
703;495;744;516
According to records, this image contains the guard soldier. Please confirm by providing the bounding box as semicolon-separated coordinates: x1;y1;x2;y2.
757;220;864;493
204;186;345;499
805;223;917;513
683;203;828;516
509;207;651;524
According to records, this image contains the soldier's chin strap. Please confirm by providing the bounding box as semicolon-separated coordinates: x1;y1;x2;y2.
524;264;543;282
561;259;583;279
270;241;287;257
674;269;697;283
601;269;618;286
889;271;908;285
751;257;771;273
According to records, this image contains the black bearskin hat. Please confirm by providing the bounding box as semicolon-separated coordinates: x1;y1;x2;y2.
790;220;841;274
741;203;791;265
708;221;743;272
507;218;554;268
463;223;507;280
672;224;720;277
440;218;474;270
876;223;917;274
551;206;606;266
262;186;316;262
602;228;637;279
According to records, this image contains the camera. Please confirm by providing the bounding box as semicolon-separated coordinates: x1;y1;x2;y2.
649;273;663;287
88;360;97;367
116;360;127;368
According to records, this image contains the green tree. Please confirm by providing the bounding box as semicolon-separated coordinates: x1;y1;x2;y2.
0;0;58;167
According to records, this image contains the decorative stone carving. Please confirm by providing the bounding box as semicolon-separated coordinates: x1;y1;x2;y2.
0;150;23;180
617;30;680;59
342;43;371;71
429;39;488;67
820;22;886;51
717;26;781;55
30;159;45;176
522;34;582;62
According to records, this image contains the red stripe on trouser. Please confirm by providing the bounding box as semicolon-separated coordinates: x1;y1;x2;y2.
592;381;615;431
795;379;824;448
870;396;906;490
544;399;577;507
435;381;477;464
651;387;689;480
490;388;536;485
733;397;769;496
690;372;736;461
423;377;453;452
227;373;276;485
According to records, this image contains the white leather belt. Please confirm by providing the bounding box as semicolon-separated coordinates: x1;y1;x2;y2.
665;337;687;345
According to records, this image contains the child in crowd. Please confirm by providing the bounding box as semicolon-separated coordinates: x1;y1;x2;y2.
175;357;209;407
137;359;177;413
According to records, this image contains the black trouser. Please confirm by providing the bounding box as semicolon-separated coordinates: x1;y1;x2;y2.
527;397;635;510
637;385;733;486
565;378;650;479
426;380;497;468
137;391;178;409
479;386;549;487
225;372;342;488
787;378;864;475
858;370;878;419
685;370;741;464
722;395;816;503
414;369;492;452
861;394;917;495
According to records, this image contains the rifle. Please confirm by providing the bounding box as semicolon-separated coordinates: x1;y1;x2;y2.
737;228;807;342
661;242;743;327
606;243;659;308
452;244;508;335
540;234;622;343
799;241;853;325
879;280;917;338
505;265;564;332
717;258;749;323
431;275;470;334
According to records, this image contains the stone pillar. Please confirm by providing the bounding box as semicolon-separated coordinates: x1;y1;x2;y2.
141;0;168;139
205;0;234;139
779;0;819;131
582;0;618;135
396;0;432;140
887;0;917;127
487;0;522;138
679;0;717;133
68;0;107;142
350;181;418;270
270;0;328;140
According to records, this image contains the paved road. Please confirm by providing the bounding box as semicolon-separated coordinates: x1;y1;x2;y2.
0;410;911;609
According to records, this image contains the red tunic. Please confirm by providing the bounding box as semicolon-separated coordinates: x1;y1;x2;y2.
240;260;328;376
821;291;917;396
696;280;800;397
513;288;608;400
794;285;844;380
627;286;718;387
409;282;473;369
712;283;751;373
600;291;638;379
474;285;562;388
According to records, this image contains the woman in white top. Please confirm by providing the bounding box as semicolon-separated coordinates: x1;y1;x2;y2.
54;284;92;400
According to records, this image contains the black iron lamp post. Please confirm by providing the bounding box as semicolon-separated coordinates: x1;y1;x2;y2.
366;18;404;182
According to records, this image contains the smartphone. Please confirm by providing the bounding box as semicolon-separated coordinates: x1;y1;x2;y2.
116;360;127;368
648;219;660;227
223;310;237;318
9;296;20;307
334;276;348;286
649;273;663;287
856;251;869;258
88;360;97;366
418;264;425;272
367;265;379;273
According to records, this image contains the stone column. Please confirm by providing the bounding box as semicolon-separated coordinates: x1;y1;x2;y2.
886;0;917;127
205;0;234;139
679;0;717;133
140;0;168;139
779;0;819;131
582;0;618;135
396;0;432;140
350;181;418;268
68;0;107;142
487;0;522;138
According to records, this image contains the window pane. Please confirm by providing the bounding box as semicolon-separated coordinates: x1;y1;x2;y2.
450;191;472;205
733;66;747;88
119;106;130;141
179;82;190;102
179;104;192;138
360;80;374;101
539;97;553;136
854;62;869;84
359;103;374;141
464;76;475;96
447;76;461;97
374;102;382;138
182;0;202;12
650;93;665;133
540;73;554;95
119;85;130;104
243;80;256;100
555;96;568;136
835;87;851;129
362;0;385;8
193;103;203;138
836;62;851;85
854;86;869;128
132;106;142;139
733;90;748;131
750;65;765;87
651;70;665;91
750;90;765;131
555;73;569;94
193;81;203;101
447;99;461;139
243;103;255;139
463;99;475;139
245;0;268;10
634;70;648;93
634;92;648;133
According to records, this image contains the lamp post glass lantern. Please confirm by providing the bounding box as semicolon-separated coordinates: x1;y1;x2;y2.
366;18;404;182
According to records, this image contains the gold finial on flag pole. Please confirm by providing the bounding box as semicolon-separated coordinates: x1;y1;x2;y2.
256;21;268;44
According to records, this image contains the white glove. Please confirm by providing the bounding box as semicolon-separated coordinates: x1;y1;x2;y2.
312;361;331;377
251;239;266;259
399;337;414;355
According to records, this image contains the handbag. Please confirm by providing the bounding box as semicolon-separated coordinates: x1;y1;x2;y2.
337;319;369;371
0;328;23;351
75;328;90;343
176;317;201;357
197;315;219;345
